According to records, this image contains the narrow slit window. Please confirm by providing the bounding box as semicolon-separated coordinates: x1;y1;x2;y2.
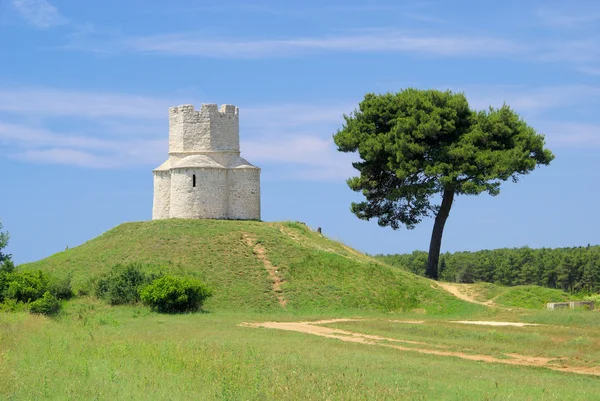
193;174;196;187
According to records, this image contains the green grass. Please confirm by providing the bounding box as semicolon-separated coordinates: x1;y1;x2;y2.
1;301;600;400
7;219;600;399
437;281;579;309
494;285;577;309
19;219;483;315
324;313;600;368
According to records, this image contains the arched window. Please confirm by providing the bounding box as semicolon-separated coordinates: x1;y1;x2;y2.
193;174;196;187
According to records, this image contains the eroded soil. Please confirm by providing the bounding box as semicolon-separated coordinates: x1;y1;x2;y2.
243;233;287;307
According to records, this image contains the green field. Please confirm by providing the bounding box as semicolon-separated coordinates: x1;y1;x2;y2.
3;219;600;400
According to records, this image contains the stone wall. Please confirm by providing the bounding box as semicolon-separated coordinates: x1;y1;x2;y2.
152;170;171;219
169;167;229;219
228;168;261;219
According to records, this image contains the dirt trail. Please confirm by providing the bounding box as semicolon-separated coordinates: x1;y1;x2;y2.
242;234;287;307
436;282;497;307
241;319;600;377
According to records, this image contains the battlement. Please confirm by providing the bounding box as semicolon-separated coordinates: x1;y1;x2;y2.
168;102;240;154
169;103;239;117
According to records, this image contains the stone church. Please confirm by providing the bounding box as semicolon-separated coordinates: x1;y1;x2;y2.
152;103;260;220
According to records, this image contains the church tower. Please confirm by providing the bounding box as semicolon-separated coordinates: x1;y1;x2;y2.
152;104;260;220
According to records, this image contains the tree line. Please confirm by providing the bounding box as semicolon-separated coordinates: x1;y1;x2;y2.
377;245;600;293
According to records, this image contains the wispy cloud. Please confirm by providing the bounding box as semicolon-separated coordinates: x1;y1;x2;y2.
11;0;67;29
459;84;600;116
242;135;357;181
3;83;600;176
538;122;600;147
0;86;358;179
577;66;600;76
536;7;600;29
15;148;118;168
68;29;525;59
0;87;172;119
0;122;165;168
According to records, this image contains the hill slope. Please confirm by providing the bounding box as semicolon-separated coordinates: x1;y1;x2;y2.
20;220;483;314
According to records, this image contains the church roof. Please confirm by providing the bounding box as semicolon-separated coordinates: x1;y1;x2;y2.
228;156;260;169
172;155;225;169
153;160;171;172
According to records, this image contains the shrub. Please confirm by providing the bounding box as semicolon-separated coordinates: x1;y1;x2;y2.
29;291;61;315
0;259;15;274
4;270;48;303
49;274;74;300
0;272;7;303
95;263;157;305
140;276;212;313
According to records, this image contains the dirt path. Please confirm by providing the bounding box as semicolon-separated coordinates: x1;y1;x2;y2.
242;234;287;307
436;282;497;307
241;319;600;377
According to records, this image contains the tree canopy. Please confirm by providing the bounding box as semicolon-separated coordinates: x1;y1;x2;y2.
0;219;13;273
0;220;10;264
333;89;554;279
377;244;600;293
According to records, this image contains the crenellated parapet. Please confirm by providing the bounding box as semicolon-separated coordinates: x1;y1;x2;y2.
168;103;240;154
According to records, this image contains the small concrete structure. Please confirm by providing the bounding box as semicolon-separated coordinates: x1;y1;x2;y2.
152;103;260;220
546;301;594;310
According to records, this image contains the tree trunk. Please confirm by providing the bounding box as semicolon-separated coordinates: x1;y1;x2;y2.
425;188;455;280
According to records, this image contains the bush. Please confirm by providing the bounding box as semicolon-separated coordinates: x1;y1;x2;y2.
140;276;212;313
0;259;15;274
29;291;61;315
4;270;48;303
95;263;157;305
0;272;8;303
49;274;74;300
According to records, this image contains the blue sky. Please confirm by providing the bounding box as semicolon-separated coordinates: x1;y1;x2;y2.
1;0;599;265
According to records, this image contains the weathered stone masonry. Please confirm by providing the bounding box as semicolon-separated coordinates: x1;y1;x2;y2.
152;103;261;220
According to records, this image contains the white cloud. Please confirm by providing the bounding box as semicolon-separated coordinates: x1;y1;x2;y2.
71;29;525;59
577;66;600;76
0;122;166;168
242;135;357;181
14;148;118;168
3;84;600;178
459;84;600;116
539;122;600;147
11;0;67;29
536;7;600;29
0;86;358;179
0;87;172;119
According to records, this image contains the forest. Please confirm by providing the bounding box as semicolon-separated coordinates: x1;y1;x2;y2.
376;245;600;293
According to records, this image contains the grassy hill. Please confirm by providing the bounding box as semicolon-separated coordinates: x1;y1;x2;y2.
19;219;482;315
451;282;579;309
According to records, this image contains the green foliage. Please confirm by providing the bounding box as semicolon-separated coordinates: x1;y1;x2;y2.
0;269;66;315
95;263;158;305
3;304;600;399
378;244;600;293
495;286;574;309
29;291;61;315
334;89;554;278
333;89;554;229
0;220;13;274
4;270;49;303
19;219;482;315
140;276;212;313
48;274;74;300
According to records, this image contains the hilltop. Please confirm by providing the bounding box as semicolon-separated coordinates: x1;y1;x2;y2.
19;219;481;315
